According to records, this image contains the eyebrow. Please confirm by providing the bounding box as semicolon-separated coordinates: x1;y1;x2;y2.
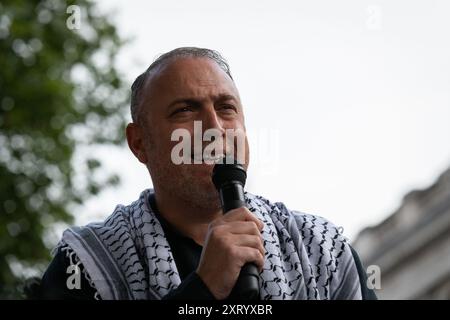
166;93;238;111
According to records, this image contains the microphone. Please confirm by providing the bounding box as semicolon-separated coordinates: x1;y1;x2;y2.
212;156;260;300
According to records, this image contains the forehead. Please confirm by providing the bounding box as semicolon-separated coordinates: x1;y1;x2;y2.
143;57;239;104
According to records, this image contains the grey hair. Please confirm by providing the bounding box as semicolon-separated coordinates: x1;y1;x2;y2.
130;47;234;123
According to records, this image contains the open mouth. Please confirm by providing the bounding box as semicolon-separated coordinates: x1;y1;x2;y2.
191;153;225;164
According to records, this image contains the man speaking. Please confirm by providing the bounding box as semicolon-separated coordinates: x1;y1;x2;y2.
40;47;376;300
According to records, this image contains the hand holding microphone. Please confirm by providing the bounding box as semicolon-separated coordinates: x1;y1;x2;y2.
196;157;263;300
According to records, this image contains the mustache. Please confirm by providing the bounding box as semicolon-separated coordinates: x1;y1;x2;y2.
190;148;233;160
169;128;247;165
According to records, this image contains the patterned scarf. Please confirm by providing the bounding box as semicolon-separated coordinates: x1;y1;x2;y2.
57;189;362;300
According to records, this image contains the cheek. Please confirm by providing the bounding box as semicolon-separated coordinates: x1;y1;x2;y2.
154;125;183;153
159;131;195;167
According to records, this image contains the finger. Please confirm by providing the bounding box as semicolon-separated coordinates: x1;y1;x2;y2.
233;234;265;257
223;221;262;237
223;207;264;231
236;247;265;271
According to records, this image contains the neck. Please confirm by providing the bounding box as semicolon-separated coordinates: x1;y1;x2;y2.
153;187;222;246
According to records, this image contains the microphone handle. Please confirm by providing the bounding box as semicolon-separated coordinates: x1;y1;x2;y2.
219;182;260;300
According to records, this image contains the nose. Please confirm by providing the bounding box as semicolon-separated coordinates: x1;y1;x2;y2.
201;104;226;135
199;104;229;155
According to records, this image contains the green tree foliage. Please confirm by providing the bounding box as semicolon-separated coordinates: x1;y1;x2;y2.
0;0;129;298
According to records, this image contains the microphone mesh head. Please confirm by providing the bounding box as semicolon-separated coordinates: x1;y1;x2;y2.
212;156;247;190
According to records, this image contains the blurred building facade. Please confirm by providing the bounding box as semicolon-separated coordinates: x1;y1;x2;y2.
352;167;450;299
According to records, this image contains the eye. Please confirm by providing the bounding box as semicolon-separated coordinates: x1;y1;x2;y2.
171;106;193;116
219;104;237;113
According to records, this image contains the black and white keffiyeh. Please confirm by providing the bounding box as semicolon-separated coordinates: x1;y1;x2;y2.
56;189;362;300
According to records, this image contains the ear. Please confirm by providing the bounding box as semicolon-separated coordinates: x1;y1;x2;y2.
126;123;148;164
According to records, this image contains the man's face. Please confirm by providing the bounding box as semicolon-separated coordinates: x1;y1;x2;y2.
137;57;249;209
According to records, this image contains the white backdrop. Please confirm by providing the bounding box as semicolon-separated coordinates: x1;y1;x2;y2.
74;0;450;240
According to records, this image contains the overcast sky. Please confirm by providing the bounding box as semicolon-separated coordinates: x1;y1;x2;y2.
74;0;450;240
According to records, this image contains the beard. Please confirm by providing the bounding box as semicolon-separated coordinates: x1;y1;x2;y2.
158;161;222;211
145;144;217;212
144;131;250;212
